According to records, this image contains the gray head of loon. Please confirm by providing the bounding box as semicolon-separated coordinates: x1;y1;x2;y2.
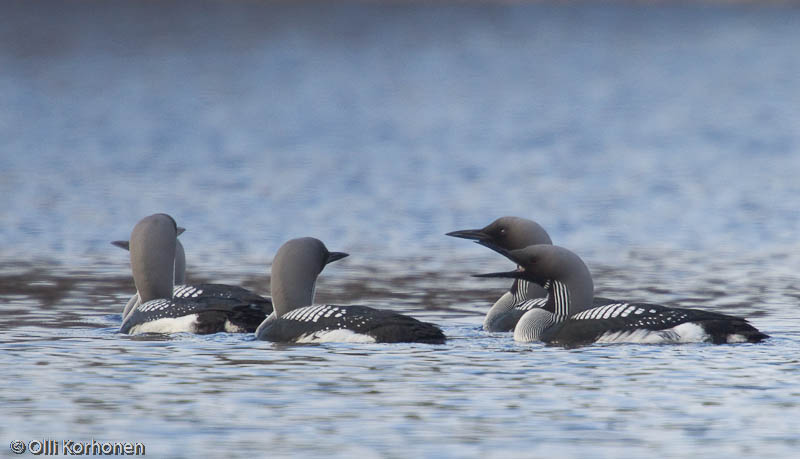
446;216;552;252
113;225;186;285
270;237;349;318
474;244;595;314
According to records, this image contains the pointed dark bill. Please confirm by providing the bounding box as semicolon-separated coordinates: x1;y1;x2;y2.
473;267;525;279
111;240;130;251
445;228;488;241
326;251;349;264
177;227;186;236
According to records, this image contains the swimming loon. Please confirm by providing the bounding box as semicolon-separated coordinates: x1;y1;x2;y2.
118;213;272;335
112;236;273;324
447;216;613;331
255;237;446;344
475;243;769;345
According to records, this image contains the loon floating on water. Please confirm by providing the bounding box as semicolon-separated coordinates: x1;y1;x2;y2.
112;236;273;325
117;213;272;335
255;237;445;344
474;243;769;345
447;216;613;332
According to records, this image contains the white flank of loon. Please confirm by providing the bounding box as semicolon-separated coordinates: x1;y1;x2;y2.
296;329;378;344
116;213;272;335
254;237;446;344
473;243;769;346
447;216;614;332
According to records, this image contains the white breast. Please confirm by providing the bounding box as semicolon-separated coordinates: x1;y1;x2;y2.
295;329;377;344
127;314;199;335
223;320;246;333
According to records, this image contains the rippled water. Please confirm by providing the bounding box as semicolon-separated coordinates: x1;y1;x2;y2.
3;1;800;457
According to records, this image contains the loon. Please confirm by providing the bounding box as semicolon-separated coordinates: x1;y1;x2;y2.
255;237;446;344
118;213;272;335
447;216;613;332
112;237;272;324
474;243;769;345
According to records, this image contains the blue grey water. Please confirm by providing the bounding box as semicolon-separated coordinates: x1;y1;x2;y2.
2;0;800;457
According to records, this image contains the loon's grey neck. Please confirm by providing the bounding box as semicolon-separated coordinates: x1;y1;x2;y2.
130;214;178;303
513;278;583;342
174;239;186;285
112;225;185;299
510;279;578;342
125;238;183;319
484;278;547;328
511;278;546;303
271;274;317;318
269;237;348;318
122;294;140;321
537;267;595;322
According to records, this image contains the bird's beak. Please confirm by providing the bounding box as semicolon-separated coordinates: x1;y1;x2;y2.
111;240;130;251
470;243;530;280
326;252;349;264
177;227;186;236
473;266;525;279
445;228;488;241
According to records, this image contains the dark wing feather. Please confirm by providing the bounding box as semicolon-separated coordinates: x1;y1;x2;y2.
120;285;272;334
592;296;618;306
258;305;445;344
173;283;272;332
549;302;766;345
175;284;272;310
491;296;619;333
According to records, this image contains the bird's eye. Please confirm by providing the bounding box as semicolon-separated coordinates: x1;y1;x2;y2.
499;227;507;235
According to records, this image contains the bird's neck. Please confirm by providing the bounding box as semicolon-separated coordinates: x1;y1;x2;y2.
511;278;547;302
132;246;175;304
174;240;186;285
543;278;594;320
271;276;316;317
